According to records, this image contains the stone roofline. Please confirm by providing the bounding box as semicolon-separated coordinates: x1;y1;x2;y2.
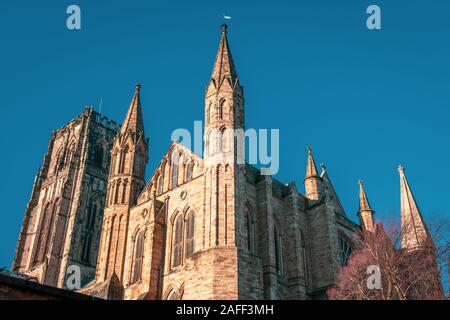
52;107;120;138
130;142;361;231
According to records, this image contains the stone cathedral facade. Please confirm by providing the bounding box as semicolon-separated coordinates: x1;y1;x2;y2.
13;24;436;300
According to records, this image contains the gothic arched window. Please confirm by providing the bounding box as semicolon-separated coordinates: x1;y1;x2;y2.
171;151;179;189
185;161;194;181
274;225;284;276
218;128;228;153
132;230;145;283
219;99;226;120
185;211;195;258
33;203;52;265
119;145;129;174
86;202;97;231
300;230;309;287
207;102;212;124
157;175;164;194
111;150;119;174
121;179;128;204
56;149;65;172
67;143;76;165
172;214;183;268
245;207;255;252
114;180;121;204
80;199;97;263
338;236;353;267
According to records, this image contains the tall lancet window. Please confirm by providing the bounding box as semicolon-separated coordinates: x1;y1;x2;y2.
132;230;145;283
185;211;195;258
207;102;212;124
274;225;284;276
338;236;352;267
33;199;59;266
67;143;76;165
111;150;118;174
33;203;52;265
301;230;309;287
172;214;183;268
114;179;121;204
121;179;128;204
217;127;228;153
157;174;164;194
219;99;226;120
186;161;194;181
245;207;255;252
56;149;65;171
171;151;179;189
81;200;97;263
119;145;129;174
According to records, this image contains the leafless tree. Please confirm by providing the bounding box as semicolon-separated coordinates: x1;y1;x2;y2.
328;217;449;300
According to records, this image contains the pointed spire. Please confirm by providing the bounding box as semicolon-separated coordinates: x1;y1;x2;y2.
357;179;375;232
210;24;238;88
304;146;323;200
398;165;431;250
305;145;319;179
358;179;373;212
120;83;145;136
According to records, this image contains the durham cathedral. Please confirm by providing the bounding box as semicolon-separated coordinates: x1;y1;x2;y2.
12;25;437;300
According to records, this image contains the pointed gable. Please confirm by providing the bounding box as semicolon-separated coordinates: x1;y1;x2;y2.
136;142;204;204
320;164;347;216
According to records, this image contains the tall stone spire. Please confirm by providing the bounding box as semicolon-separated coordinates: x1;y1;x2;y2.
357;179;375;232
95;84;148;284
120;83;145;136
204;23;244;158
304;146;322;200
398;165;432;250
305;145;318;178
210;23;238;89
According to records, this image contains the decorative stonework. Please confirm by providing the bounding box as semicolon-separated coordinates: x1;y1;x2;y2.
14;24;435;301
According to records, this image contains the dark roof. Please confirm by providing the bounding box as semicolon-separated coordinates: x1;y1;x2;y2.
0;272;99;300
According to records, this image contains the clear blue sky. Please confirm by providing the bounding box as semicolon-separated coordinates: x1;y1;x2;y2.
0;0;449;283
